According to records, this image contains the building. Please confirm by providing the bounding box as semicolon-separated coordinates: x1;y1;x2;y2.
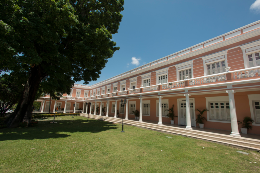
38;20;260;135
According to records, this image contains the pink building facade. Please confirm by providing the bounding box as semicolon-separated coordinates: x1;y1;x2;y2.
38;20;260;135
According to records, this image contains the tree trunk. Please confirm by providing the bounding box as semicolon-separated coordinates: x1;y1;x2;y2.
5;66;43;127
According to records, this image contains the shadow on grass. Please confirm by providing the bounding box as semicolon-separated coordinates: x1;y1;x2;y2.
0;118;117;141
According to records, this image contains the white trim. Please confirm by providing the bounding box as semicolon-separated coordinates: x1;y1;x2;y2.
177;98;196;126
111;102;115;113
129;101;136;114
248;94;260;126
156;99;169;117
142;100;150;116
205;96;231;123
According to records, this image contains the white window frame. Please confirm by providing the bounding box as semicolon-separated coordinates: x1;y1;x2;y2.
142;100;150;116
246;52;260;68
156;68;168;84
93;90;96;96
84;90;88;98
111;102;115;113
206;96;231;123
142;79;150;87
97;89;100;96
178;68;192;81
129;77;137;90
101;87;105;95
129;101;136;114
248;94;260;126
202;53;228;76
156;99;169;117
56;102;62;111
206;60;226;75
76;89;81;98
175;60;193;81
107;85;111;94
121;84;126;91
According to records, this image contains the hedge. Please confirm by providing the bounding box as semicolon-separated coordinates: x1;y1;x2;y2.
32;113;80;119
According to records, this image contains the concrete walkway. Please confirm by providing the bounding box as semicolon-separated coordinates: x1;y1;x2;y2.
81;113;260;151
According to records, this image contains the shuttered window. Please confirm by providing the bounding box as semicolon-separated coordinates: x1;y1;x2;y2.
254;101;260;124
111;103;115;113
206;60;226;75
143;103;150;115
209;102;230;121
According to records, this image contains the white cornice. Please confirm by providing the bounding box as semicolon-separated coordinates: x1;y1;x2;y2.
76;20;260;89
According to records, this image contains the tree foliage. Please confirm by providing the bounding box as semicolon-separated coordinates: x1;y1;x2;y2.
0;0;124;127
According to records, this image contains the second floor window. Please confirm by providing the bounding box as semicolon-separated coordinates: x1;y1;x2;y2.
121;84;125;91
248;53;260;67
179;69;192;80
207;60;226;75
107;88;110;93
76;91;81;97
84;91;88;98
158;74;167;84
102;89;105;94
97;91;100;95
143;79;150;87
113;87;117;92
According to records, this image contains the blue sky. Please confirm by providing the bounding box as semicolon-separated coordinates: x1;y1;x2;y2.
76;0;260;86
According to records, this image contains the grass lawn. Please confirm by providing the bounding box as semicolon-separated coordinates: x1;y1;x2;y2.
0;116;260;172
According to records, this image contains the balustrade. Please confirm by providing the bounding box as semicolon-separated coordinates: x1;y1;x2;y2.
129;88;141;94
232;67;260;80
118;91;128;95
143;86;158;92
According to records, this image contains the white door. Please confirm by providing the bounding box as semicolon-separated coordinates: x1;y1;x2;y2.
44;101;50;112
56;103;62;111
179;100;195;126
101;103;104;115
66;102;71;111
76;103;79;110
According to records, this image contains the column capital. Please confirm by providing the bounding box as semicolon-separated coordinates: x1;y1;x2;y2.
157;96;163;98
184;94;190;97
226;90;235;94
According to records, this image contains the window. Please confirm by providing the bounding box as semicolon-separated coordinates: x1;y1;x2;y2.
93;91;96;96
56;103;62;111
97;90;100;95
208;102;230;121
129;101;136;114
143;79;150;87
247;52;260;67
130;82;136;89
179;69;192;80
253;101;260;124
84;91;88;98
121;84;126;91
143;104;150;115
206;60;226;75
158;74;167;84
76;90;81;97
107;88;110;93
113;87;117;92
102;89;105;94
120;104;124;114
156;100;169;117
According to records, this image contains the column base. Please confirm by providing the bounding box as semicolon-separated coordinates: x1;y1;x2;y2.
158;122;162;125
139;119;142;122
230;132;241;137
125;118;128;120
106;115;108;117
185;126;192;130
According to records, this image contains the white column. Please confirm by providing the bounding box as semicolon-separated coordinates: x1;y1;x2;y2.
106;101;109;117
41;100;45;113
94;102;97;115
158;96;162;125
114;100;117;118
226;90;240;136
53;100;57;113
83;102;85;113
100;102;102;116
139;98;143;122
64;100;67;113
185;93;192;130
74;101;76;113
85;103;88;114
89;102;92;114
125;99;129;120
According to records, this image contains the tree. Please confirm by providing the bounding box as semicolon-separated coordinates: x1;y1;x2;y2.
0;0;124;127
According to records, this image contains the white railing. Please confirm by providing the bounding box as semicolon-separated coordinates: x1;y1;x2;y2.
143;86;158;92
118;91;128;95
112;93;117;96
161;81;185;89
232;66;260;80
189;73;226;86
129;88;141;94
97;95;101;98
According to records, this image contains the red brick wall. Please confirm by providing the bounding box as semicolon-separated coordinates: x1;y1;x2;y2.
227;47;244;71
151;72;156;85
137;76;142;88
168;66;176;82
193;58;204;78
126;79;130;90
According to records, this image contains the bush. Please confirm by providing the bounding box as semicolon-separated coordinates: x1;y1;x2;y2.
32;113;80;119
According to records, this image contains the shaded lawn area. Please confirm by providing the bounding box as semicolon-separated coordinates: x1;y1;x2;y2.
0;116;260;172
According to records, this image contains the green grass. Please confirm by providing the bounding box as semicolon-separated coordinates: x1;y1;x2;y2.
0;116;260;172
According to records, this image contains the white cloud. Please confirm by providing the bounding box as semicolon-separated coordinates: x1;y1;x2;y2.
131;57;140;66
250;0;260;11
